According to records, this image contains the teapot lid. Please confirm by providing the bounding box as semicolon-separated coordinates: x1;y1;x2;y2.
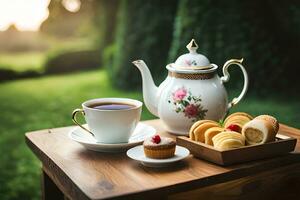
173;39;212;70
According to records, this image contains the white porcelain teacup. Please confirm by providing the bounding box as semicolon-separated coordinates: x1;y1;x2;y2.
72;98;142;144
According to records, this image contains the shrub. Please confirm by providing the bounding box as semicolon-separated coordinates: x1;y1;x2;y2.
44;49;101;74
109;0;179;90
0;68;41;82
0;68;18;81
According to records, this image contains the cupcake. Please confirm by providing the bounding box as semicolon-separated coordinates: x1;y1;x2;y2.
143;135;176;159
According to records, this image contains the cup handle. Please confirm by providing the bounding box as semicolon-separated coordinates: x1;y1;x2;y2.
220;58;249;110
72;108;94;136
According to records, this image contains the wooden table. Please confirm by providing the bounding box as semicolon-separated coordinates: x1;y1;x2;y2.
26;120;300;200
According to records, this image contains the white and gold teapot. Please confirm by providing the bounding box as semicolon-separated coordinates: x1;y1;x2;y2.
133;39;248;135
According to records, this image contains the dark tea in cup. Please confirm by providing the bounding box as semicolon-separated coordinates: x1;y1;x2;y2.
89;102;135;110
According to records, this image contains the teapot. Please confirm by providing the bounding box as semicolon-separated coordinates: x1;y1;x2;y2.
133;39;248;135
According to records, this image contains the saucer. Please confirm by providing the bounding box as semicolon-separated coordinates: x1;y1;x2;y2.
68;123;156;152
126;145;190;167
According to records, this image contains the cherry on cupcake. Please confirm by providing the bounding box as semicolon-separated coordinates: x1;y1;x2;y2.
151;135;161;144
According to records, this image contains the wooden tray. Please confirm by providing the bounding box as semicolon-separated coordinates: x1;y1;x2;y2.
177;134;297;166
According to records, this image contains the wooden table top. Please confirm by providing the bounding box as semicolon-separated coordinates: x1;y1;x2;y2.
25;119;300;200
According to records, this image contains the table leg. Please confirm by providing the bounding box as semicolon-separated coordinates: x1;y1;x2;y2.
168;163;300;200
42;169;64;200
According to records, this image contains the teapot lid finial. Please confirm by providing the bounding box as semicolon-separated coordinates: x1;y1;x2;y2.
172;38;211;70
186;39;198;53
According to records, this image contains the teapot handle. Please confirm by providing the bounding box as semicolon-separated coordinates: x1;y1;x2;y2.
220;58;249;110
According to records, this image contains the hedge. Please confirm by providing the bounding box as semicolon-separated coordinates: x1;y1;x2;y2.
169;0;300;94
100;0;300;94
44;49;101;74
109;0;179;89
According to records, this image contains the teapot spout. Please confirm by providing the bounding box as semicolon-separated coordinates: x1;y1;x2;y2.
132;60;158;117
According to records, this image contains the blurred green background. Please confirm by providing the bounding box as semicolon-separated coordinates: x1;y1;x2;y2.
0;0;299;199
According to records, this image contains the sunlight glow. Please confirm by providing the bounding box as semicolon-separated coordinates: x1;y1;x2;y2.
62;0;81;13
0;0;50;31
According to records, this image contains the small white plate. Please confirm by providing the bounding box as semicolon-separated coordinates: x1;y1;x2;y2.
127;145;190;167
68;123;156;152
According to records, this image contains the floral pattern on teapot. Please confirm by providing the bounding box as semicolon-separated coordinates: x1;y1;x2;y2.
185;60;197;66
168;86;208;122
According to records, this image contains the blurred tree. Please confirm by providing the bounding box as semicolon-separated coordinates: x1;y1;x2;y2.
93;0;119;50
169;0;300;94
109;0;178;89
40;0;94;38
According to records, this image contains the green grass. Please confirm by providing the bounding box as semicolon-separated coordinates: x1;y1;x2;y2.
0;70;154;200
0;70;299;200
0;52;46;73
